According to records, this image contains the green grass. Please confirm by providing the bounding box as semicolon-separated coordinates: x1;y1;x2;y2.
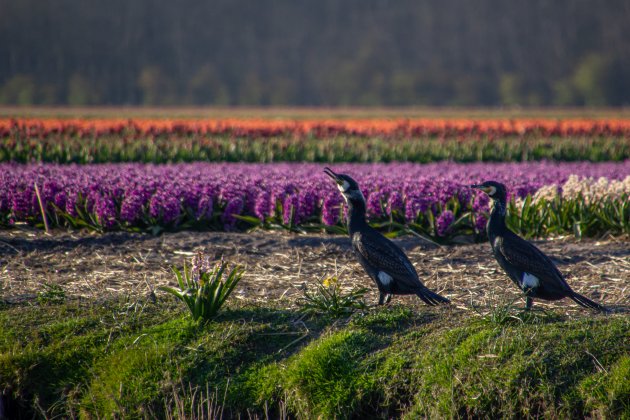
1;299;628;418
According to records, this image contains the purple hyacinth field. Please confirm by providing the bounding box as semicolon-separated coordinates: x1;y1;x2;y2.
1;161;628;237
2;158;630;418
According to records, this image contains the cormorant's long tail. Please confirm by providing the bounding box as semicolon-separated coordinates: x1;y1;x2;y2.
416;287;450;306
570;292;608;313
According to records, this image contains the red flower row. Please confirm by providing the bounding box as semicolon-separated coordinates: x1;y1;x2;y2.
2;118;630;138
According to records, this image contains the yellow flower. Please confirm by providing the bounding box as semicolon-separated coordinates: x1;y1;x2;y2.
322;276;338;288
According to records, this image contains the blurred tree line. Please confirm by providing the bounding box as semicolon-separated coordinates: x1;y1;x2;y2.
1;0;629;107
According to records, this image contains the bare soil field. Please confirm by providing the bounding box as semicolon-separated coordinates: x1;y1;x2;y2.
1;228;628;315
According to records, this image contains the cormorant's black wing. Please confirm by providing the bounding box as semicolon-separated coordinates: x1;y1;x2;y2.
352;229;450;305
495;233;572;292
352;229;421;288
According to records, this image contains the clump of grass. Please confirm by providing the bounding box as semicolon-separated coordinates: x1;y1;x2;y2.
351;304;415;330
36;283;66;305
256;329;380;418
471;295;564;326
399;317;630;418
79;317;199;417
296;276;368;319
150;380;226;420
159;253;243;322
578;355;630;417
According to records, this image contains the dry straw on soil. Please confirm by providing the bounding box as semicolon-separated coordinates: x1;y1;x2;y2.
1;229;628;317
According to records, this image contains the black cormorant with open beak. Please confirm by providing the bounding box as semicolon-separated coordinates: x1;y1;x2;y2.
324;167;450;306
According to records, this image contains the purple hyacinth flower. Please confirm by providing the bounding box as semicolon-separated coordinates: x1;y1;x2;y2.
386;191;403;216
0;190;9;213
148;194;162;219
53;191;67;210
367;191;385;218
322;195;342;226
191;252;213;283
472;192;489;211
283;194;299;225
404;196;418;222
65;191;79;217
404;195;431;222
475;214;487;233
436;210;455;236
244;185;260;215
182;189;199;211
42;181;61;204
149;192;181;224
86;189;101;213
196;195;213;220
162;195;181;224
222;196;244;229
121;190;147;224
457;187;472;204
11;188;34;220
254;191;271;221
297;190;316;224
95;194;117;229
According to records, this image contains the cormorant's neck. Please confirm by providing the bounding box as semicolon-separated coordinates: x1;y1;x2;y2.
488;197;507;235
346;199;368;234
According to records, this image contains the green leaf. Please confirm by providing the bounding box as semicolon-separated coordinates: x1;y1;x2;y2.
233;214;263;225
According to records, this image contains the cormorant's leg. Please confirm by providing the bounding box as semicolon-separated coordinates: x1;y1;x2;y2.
525;297;533;311
384;294;392;304
378;292;385;305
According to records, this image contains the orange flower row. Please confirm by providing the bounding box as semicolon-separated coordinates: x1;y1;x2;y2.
2;117;630;138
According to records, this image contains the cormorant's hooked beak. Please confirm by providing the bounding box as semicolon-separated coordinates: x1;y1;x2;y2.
323;167;342;185
470;184;493;195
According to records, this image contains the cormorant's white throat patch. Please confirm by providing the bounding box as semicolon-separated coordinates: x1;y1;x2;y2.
488;186;497;196
337;180;350;192
378;271;393;286
522;272;540;289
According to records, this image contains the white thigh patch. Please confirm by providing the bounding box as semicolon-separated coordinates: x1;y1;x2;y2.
378;271;393;286
522;272;540;289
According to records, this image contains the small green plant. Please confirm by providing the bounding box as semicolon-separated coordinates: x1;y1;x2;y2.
37;282;66;305
296;276;368;318
471;295;560;326
159;253;243;322
485;298;524;325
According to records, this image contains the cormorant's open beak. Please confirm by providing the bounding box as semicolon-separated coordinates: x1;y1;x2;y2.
323;167;342;185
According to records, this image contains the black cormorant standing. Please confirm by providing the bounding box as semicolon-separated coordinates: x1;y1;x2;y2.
471;181;608;312
324;167;450;306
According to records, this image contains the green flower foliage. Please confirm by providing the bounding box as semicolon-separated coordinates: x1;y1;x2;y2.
159;255;243;322
296;276;369;318
2;134;629;163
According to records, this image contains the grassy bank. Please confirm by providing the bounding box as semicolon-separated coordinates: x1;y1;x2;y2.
1;298;628;418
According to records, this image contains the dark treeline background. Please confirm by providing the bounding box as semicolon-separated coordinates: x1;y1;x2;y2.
1;0;629;107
